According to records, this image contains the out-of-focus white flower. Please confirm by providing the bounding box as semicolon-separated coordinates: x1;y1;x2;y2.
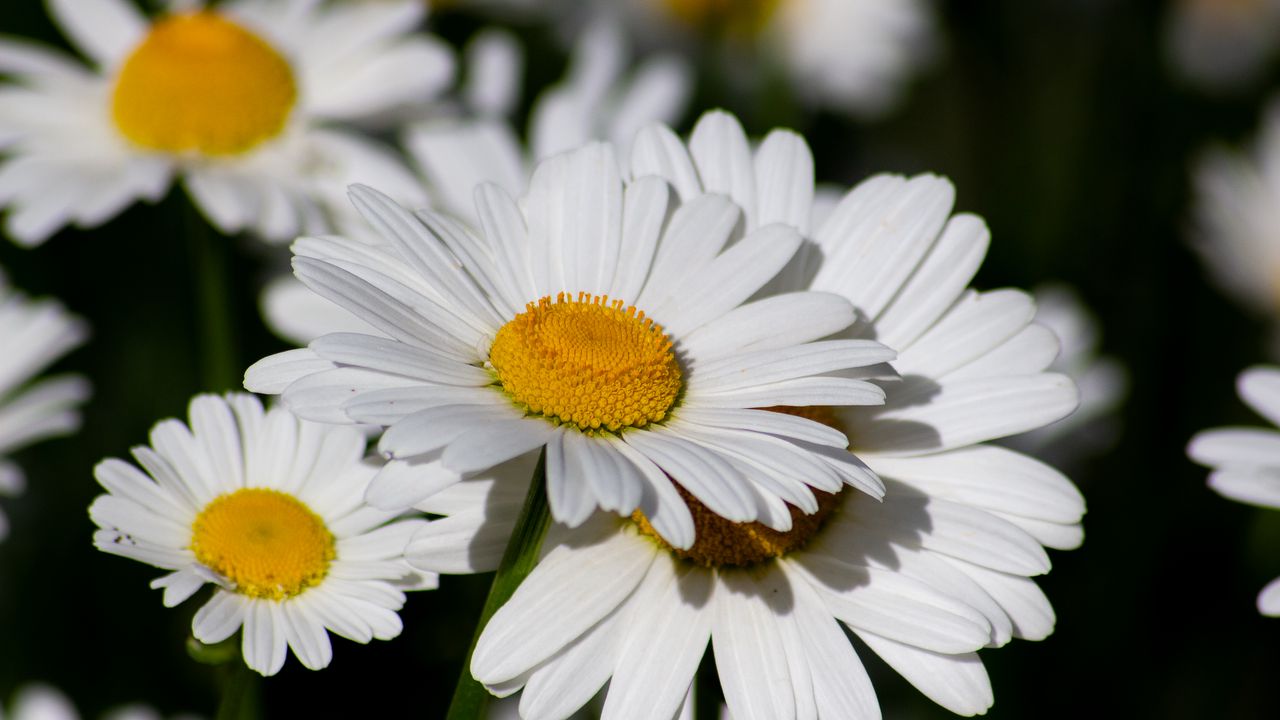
0;0;442;245
260;18;690;346
0;683;199;720
1005;284;1127;460
1165;0;1280;92
624;0;936;117
0;272;89;541
1188;365;1280;616
90;394;442;676
1191;98;1280;327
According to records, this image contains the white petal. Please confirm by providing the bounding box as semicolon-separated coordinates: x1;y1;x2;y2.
282;600;334;671
243;348;335;395
1189;428;1280;469
48;0;145;67
690;340;895;394
754;129;815;232
796;556;991;653
610;175;670;301
1205;467;1280;509
624;430;755;522
688;111;757;226
849;374;1078;455
634;194;741;312
471;528;655;684
365;456;462;511
378;403;515;459
857;632;993;716
192;592;246;645
679;292;856;363
1258;576;1280;616
604;557;713;720
630;122;702;201
713;568;795;720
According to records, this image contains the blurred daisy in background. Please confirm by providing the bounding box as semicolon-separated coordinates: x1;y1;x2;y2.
1188;366;1280;617
412;112;1084;719
260;18;691;347
623;0;937;117
1004;284;1128;463
0;683;198;720
90;393;439;676
1165;0;1280;92
246;142;898;547
0;0;445;245
1190;97;1280;352
0;272;89;541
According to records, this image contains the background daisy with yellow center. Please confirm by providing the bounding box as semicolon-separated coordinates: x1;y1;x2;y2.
246;140;897;548
407;112;1085;719
0;0;446;245
89;393;440;676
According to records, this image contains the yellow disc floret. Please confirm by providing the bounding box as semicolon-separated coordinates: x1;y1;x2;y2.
111;11;296;156
489;292;683;432
190;488;335;600
632;405;848;567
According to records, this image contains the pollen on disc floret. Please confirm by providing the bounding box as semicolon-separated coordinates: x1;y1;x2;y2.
190;488;335;600
488;292;684;432
111;11;296;156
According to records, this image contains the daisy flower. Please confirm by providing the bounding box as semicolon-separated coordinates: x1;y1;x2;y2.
261;18;690;346
1190;97;1280;337
0;272;90;540
1165;0;1280;92
416;112;1082;719
1188;365;1280;616
89;393;438;676
625;0;936;117
0;0;444;245
1005;284;1127;460
246;139;897;547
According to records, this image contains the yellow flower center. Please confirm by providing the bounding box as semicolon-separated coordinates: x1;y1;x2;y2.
111;11;296;156
632;406;846;567
489;293;683;432
190;488;335;600
658;0;783;37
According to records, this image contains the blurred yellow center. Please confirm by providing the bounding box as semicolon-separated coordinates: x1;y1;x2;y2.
190;488;334;600
489;292;683;432
111;12;296;156
633;406;846;567
659;0;782;36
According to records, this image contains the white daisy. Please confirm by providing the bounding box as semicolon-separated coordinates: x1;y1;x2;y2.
623;0;936;116
414;112;1083;719
246;140;897;547
1165;0;1280;92
0;0;444;245
1004;284;1127;459
1191;97;1280;330
89;393;438;676
260;17;690;346
0;272;90;541
1188;365;1280;616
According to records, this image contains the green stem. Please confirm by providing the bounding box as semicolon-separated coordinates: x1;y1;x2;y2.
184;200;238;392
214;655;259;720
446;450;551;720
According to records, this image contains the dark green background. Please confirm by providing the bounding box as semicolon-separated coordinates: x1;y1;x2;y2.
0;0;1277;717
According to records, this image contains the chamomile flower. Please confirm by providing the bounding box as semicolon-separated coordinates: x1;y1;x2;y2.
0;272;90;541
246;141;897;547
261;18;690;346
1191;98;1280;330
0;0;443;245
421;112;1083;719
89;393;437;676
627;0;936;116
1188;366;1280;616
